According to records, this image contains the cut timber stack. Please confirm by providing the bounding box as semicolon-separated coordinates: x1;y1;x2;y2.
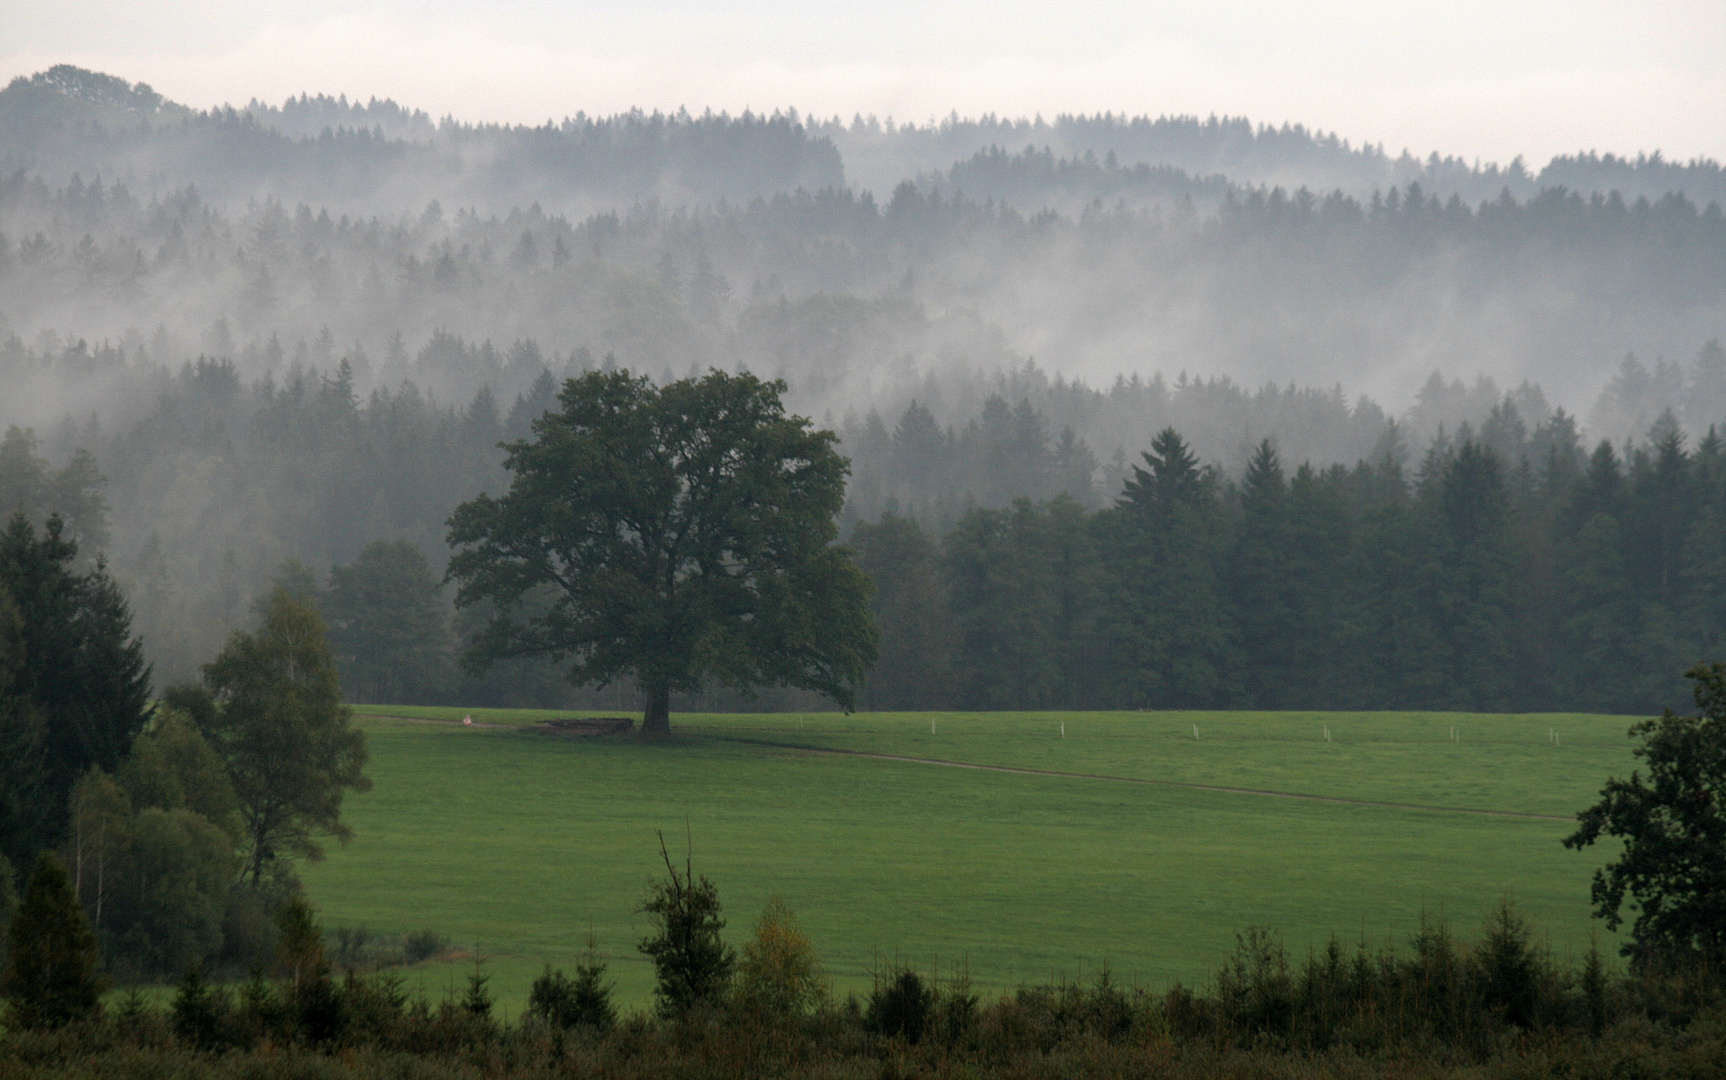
541;717;636;736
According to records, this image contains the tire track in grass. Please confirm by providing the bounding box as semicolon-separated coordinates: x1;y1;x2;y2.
703;734;1576;822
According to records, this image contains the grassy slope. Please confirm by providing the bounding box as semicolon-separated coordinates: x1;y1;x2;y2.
304;708;1636;1014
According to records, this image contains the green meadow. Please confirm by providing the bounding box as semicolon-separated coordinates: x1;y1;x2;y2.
299;707;1639;1015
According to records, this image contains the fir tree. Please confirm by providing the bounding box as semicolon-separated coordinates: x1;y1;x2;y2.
3;853;104;1029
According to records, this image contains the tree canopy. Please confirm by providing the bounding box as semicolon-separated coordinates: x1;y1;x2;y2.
196;589;370;885
1565;662;1726;968
447;369;877;735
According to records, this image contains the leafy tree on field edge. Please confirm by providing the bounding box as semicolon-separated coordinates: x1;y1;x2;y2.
187;590;370;886
447;369;877;736
1565;662;1726;968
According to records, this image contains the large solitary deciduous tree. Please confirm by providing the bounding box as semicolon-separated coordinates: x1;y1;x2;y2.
446;369;877;736
1564;662;1726;968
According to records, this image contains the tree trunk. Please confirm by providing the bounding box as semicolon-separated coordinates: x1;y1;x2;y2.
642;683;672;738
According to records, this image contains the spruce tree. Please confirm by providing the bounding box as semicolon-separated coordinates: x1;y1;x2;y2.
3;852;103;1029
1102;428;1232;707
0;515;151;869
638;834;733;1016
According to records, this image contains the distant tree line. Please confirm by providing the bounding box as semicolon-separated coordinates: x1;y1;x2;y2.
816;110;1726;207
7;67;1721;215
6;341;1726;711
854;417;1726;715
1;154;1717;445
0;67;842;211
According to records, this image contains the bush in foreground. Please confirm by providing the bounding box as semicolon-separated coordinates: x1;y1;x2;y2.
6;905;1722;1079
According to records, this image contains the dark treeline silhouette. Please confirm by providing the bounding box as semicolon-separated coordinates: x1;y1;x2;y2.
4;342;1726;706
854;415;1726;716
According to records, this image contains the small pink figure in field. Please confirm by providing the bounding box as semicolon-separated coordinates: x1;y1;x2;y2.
462;715;473;726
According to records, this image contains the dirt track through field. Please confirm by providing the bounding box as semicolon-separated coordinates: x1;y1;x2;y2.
706;735;1577;822
355;714;1574;822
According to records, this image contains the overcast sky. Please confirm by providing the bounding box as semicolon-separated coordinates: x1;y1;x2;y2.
3;0;1722;165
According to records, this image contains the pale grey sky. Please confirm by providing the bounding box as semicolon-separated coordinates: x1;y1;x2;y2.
3;0;1722;164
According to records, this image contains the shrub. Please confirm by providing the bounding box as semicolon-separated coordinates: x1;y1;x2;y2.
1215;927;1294;1039
170;966;227;1050
330;925;374;968
1475;898;1541;1027
402;930;447;964
293;966;345;1046
866;968;935;1043
528;959;616;1031
220;887;276;972
0;853;16;931
735;898;827;1019
462;966;493;1019
274;895;326;990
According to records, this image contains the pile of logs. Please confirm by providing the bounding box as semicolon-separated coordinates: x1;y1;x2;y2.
541;716;636;736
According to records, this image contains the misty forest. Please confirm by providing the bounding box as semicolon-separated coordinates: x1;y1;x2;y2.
3;45;1726;1080
1;65;1722;714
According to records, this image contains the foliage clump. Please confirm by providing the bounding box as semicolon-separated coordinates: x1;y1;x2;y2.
866;968;936;1043
638;835;734;1016
1566;661;1726;969
528;947;616;1032
735;898;827;1020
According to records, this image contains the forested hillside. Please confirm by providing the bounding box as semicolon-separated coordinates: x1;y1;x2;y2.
1;64;1722;711
7;67;1721;213
0;68;841;215
2;166;1718;432
816;113;1726;208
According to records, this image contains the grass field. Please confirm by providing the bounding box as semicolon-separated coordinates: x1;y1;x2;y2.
298;707;1639;1016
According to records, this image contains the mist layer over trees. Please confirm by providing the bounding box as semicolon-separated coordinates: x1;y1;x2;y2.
2;159;1719;424
0;64;1722;709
